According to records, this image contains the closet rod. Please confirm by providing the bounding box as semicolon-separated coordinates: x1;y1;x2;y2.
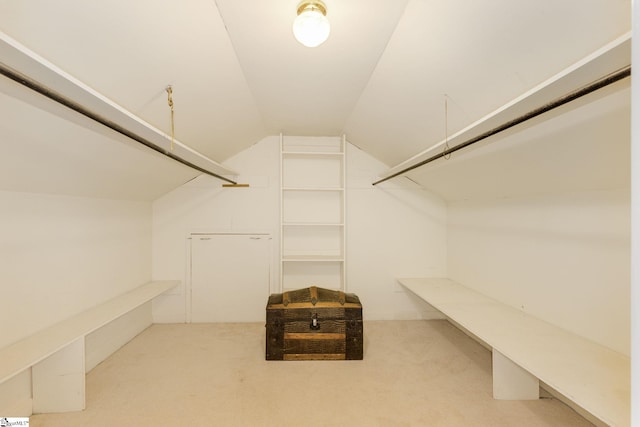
0;64;237;185
372;65;631;186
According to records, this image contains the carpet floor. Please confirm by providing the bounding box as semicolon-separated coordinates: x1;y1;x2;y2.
30;320;593;426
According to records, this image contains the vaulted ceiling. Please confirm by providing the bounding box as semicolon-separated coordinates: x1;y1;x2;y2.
0;0;632;200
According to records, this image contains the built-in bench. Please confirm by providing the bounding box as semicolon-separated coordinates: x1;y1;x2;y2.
0;280;179;415
399;277;630;427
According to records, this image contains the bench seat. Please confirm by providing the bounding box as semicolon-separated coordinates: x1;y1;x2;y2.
399;277;630;427
0;280;179;414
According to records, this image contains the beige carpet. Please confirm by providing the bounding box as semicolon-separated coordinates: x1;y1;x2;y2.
30;320;593;426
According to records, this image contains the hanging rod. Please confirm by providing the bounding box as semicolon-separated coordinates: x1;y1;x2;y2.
372;65;631;186
0;64;237;185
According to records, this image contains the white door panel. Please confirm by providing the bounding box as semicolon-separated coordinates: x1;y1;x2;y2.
190;234;270;322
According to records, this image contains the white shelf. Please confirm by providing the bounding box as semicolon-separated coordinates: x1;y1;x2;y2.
398;277;629;427
282;259;344;290
282;151;343;157
282;151;343;189
0;280;179;384
280;135;346;291
282;188;343;224
283;222;344;227
282;187;344;192
282;255;344;262
0;280;179;414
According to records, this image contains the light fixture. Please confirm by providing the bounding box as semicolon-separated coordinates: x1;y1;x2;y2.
293;1;330;47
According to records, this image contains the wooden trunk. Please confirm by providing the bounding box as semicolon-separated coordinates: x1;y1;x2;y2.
265;286;363;361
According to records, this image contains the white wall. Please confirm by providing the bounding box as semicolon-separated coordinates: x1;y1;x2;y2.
152;136;281;322
152;136;448;322
448;189;630;355
0;190;152;348
347;144;447;319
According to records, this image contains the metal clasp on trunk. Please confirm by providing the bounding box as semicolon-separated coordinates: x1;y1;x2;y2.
310;313;320;330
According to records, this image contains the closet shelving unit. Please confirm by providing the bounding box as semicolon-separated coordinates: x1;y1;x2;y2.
280;134;346;292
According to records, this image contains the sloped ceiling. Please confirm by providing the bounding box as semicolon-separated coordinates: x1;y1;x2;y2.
0;0;632;200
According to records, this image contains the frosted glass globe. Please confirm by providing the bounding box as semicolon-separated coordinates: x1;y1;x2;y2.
293;9;330;47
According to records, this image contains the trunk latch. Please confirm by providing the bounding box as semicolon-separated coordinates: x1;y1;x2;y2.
310;313;320;330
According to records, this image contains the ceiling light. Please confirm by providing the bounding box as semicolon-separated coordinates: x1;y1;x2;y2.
293;1;330;48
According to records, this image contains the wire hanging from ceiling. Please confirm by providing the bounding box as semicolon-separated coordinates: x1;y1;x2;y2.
372;65;630;186
0;60;236;183
166;85;175;151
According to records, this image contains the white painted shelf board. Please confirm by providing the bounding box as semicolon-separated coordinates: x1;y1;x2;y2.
283;187;344;191
0;280;179;384
398;277;630;427
282;151;343;157
282;222;344;227
282;255;344;262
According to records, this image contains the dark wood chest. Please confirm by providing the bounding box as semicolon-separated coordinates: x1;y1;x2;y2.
265;286;363;360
